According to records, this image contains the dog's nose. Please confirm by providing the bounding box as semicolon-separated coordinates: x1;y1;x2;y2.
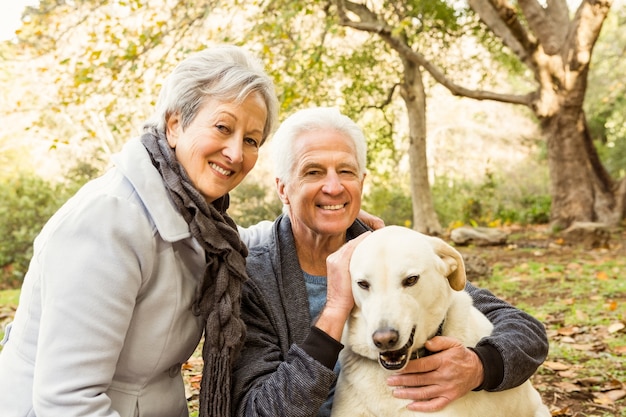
372;327;399;349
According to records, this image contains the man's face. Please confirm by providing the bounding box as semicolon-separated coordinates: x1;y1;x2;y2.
278;128;365;237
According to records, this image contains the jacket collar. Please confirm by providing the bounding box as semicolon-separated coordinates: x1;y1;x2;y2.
112;137;191;242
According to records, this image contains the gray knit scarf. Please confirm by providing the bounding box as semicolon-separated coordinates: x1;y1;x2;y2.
141;127;248;417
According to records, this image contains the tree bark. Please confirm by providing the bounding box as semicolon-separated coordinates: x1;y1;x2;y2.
399;56;443;235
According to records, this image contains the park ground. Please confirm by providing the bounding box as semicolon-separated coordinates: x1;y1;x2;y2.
1;226;624;416
458;225;626;416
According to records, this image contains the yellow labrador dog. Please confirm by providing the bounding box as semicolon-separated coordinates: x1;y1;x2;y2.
331;226;550;417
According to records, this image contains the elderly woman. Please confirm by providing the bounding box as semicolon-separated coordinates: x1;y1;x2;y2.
0;45;278;417
234;107;549;417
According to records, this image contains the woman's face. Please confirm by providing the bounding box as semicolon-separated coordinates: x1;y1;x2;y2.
278;128;365;237
165;92;267;203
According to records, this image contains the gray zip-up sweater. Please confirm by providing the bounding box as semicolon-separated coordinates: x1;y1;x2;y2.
233;215;548;417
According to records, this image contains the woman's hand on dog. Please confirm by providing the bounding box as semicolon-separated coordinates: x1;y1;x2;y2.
314;232;371;342
386;336;485;412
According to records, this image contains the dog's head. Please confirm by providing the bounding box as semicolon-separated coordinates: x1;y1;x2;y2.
347;226;466;371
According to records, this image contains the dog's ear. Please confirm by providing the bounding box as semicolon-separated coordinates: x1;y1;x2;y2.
427;236;466;291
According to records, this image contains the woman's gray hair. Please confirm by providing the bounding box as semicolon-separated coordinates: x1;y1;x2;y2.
270;107;367;184
144;45;279;143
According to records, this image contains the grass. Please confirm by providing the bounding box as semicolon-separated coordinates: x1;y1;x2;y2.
467;235;626;416
0;289;19;306
0;290;20;306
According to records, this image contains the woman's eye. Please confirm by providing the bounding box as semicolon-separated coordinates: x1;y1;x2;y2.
357;280;370;290
216;124;230;134
403;275;420;287
244;137;260;148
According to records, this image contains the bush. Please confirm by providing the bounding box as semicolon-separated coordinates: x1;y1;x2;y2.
362;180;413;227
229;181;283;227
432;167;551;229
0;173;72;289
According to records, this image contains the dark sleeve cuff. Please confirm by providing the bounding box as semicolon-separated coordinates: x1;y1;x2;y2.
469;344;504;391
299;326;344;370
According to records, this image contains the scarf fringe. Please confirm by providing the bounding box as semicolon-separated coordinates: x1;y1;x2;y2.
200;352;232;417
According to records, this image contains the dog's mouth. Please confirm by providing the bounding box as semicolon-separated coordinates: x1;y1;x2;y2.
378;326;415;370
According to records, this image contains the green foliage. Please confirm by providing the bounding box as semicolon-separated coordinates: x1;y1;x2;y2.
431;177;476;228
0;166;94;290
595;136;626;180
0;173;63;289
432;163;551;229
0;289;20;307
362;180;413;227
228;181;283;228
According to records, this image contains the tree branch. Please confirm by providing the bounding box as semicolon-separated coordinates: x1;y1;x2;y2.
565;0;613;72
334;0;534;106
468;0;538;70
546;0;570;29
519;0;566;55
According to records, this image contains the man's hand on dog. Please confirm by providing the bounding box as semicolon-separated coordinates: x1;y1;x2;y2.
315;232;371;342
386;336;485;412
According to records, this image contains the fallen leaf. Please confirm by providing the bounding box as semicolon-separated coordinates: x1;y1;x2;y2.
570;342;605;352
577;376;603;386
596;271;609;280
554;381;581;392
557;326;581;336
608;322;625;333
592;389;626;404
603;378;625;391
605;389;626;401
543;361;570;371
613;345;626;355
592;395;614;405
606;300;618;311
549;406;572;416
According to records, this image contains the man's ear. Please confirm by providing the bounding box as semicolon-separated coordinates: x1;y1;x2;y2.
276;178;289;205
165;112;181;148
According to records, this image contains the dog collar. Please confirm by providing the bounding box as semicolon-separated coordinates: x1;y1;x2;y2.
411;320;445;359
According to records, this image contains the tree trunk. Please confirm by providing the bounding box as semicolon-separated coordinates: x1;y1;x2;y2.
466;0;620;229
544;106;626;228
399;57;443;235
543;108;596;228
528;0;623;228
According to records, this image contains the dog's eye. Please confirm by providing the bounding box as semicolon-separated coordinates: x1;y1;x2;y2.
403;275;420;287
357;280;370;290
